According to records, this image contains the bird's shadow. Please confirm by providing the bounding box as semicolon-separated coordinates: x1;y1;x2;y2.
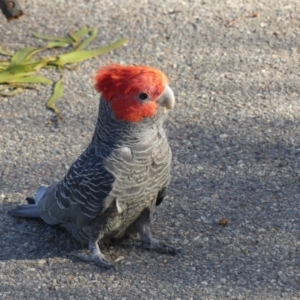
0;214;76;261
0;208;150;264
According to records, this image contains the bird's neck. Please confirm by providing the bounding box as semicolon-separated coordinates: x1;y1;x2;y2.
90;97;164;147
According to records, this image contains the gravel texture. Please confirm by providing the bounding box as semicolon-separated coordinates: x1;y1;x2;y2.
1;0;300;299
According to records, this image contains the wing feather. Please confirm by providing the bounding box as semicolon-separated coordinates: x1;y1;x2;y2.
39;146;115;226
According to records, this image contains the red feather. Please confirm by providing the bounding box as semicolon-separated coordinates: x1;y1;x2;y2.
94;64;169;122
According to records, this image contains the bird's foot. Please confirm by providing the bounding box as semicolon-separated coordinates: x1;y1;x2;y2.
71;240;116;270
142;237;180;255
74;251;116;270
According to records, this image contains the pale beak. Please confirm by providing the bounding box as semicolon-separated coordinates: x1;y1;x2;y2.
158;85;175;109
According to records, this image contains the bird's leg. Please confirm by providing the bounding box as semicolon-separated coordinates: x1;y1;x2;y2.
133;209;179;255
74;240;115;270
139;224;178;255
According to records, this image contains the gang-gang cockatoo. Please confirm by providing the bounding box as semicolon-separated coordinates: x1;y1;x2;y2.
9;64;177;269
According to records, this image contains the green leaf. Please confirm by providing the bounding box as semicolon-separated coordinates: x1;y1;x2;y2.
0;66;36;83
69;26;91;42
0;62;9;71
33;32;73;44
10;58;56;73
8;76;52;85
46;41;70;48
0;87;23;97
0;29;128;112
10;47;42;65
0;60;49;79
46;77;64;117
7;64;37;73
77;28;98;50
31;59;54;71
50;38;129;67
0;72;35;83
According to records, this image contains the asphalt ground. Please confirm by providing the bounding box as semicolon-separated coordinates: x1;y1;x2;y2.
0;1;300;299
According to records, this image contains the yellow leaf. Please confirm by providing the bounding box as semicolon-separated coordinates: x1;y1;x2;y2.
0;62;9;71
0;87;23;97
0;46;13;56
8;76;52;85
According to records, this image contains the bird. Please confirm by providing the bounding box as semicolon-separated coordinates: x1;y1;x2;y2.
9;64;177;269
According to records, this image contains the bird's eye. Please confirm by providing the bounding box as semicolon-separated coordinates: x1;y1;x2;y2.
138;92;149;100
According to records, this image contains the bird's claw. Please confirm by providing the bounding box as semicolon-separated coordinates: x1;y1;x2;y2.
70;251;116;270
142;239;180;255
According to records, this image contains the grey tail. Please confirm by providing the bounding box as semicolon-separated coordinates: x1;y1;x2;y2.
8;186;47;219
8;204;40;218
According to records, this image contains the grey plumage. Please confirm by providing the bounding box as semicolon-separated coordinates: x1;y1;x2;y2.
9;67;177;268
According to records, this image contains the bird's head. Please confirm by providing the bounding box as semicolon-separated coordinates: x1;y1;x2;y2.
94;64;175;123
